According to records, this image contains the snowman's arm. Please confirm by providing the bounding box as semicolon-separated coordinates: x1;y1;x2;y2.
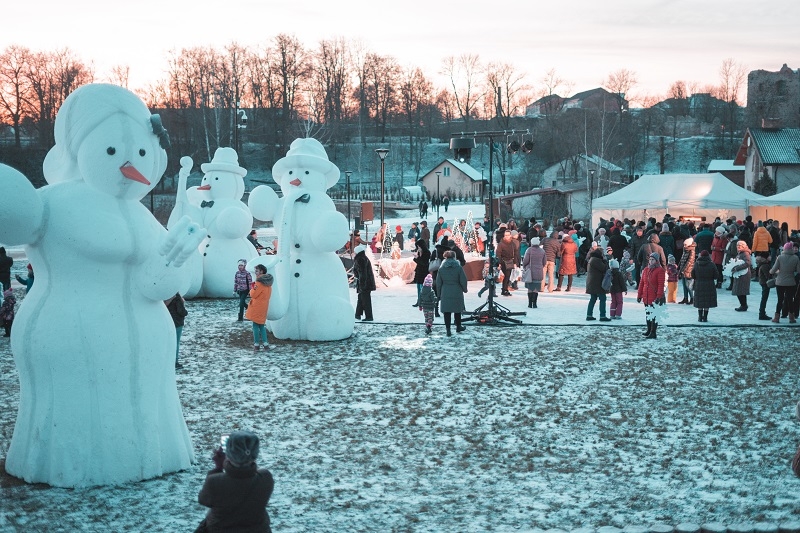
210;204;253;239
167;157;202;229
0;164;44;245
248;185;280;222
309;210;349;253
137;216;205;300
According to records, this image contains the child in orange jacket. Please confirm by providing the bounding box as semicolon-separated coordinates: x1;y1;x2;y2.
245;264;274;351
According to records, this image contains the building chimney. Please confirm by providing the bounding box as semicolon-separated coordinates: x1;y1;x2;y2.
762;118;783;129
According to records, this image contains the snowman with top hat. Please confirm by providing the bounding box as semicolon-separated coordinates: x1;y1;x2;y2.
249;137;353;341
0;83;203;487
168;147;259;298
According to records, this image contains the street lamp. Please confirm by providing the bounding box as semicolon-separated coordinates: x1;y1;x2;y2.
589;169;596;219
375;148;389;228
233;100;247;155
435;171;442;217
345;170;353;230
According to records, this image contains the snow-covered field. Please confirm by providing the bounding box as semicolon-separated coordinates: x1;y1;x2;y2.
2;204;800;531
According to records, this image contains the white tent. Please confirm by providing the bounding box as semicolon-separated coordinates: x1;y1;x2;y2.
748;184;800;229
591;173;764;228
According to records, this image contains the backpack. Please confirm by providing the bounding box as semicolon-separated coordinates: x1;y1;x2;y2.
601;268;613;292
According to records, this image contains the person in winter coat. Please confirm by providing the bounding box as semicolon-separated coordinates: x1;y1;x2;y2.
678;237;696;304
658;227;675;261
629;226;648;284
637;252;666;339
769;242;800;323
693;224;715;255
584;247;611;321
234;259;254;322
751;223;773;258
1;288;15;337
665;255;679;303
165;292;188;369
522;237;546;308
691;250;720;322
0;247;12;291
730;240;752;312
710;226;730;288
637;233;666;268
435;250;468;336
495;230;519;296
418;273;437;334
197;430;274;533
15;263;34;293
755;255;773;320
541;231;561;292
411;239;431;306
246;264;274;351
608;227;629;262
353;245;376;322
555;234;578;291
722;230;740;290
608;259;628;319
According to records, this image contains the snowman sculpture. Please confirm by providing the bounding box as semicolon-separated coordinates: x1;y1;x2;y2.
248;138;353;341
0;83;203;487
168;147;259;298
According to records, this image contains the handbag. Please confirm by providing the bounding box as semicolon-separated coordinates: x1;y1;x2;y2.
428;257;441;272
766;278;776;288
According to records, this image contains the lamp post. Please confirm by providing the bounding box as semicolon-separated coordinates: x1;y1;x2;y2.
435;171;442;217
589;169;596;222
375;148;389;228
345;170;352;230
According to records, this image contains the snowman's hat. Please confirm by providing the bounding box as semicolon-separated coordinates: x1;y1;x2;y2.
272;138;339;188
201;147;247;177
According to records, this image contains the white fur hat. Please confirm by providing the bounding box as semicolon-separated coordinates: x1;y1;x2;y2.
201;147;247;177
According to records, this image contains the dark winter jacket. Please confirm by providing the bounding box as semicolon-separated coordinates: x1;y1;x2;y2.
637;236;666;267
541;236;561;263
165;293;188;327
658;230;675;260
419;285;437;311
608;230;629;261
353;251;376;293
629;232;648;266
198;460;274;533
691;255;719;309
693;227;715;254
412;242;431;284
0;250;11;289
435;258;467;313
609;268;627;295
584;249;609;295
0;293;15;321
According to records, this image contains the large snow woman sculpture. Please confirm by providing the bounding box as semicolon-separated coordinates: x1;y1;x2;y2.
248;138;353;340
0;84;203;487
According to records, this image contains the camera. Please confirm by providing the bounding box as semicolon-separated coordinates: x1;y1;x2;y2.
220;433;230;449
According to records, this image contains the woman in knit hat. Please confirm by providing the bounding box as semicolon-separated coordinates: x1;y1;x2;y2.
637;252;666;339
198;430;274;532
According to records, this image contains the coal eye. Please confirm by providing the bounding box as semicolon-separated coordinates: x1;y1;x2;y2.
288;171;293;175
139;149;146;156
305;171;309;174
214;177;219;180
107;147;116;155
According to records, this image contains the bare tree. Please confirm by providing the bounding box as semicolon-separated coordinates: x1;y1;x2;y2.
604;68;637;111
364;53;400;143
441;54;483;128
717;57;746;145
310;37;351;145
399;66;433;176
0;45;32;147
108;65;130;88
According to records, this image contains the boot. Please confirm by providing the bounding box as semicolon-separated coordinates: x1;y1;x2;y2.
527;293;534;308
566;277;573;292
456;325;467;333
698;309;703;322
772;313;781;323
531;292;538;309
759;312;771;320
678;296;688;304
642;319;653;337
446;327;452;337
702;309;709;322
435;307;440;318
791;313;797;324
687;296;693;305
554;276;562;291
645;321;658;339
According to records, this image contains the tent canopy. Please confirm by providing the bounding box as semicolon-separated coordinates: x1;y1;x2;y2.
748;183;800;207
591;173;764;228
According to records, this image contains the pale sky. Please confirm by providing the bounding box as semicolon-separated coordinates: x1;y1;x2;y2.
5;0;799;104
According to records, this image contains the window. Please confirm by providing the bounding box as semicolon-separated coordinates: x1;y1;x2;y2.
443;167;451;177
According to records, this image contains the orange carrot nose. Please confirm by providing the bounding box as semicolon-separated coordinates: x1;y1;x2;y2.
197;185;211;190
289;178;301;186
120;162;151;185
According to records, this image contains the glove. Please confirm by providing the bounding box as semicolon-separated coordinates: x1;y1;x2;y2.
636;297;642;303
212;447;226;470
656;297;666;305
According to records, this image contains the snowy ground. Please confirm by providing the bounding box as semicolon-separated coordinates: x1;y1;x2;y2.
2;204;800;531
